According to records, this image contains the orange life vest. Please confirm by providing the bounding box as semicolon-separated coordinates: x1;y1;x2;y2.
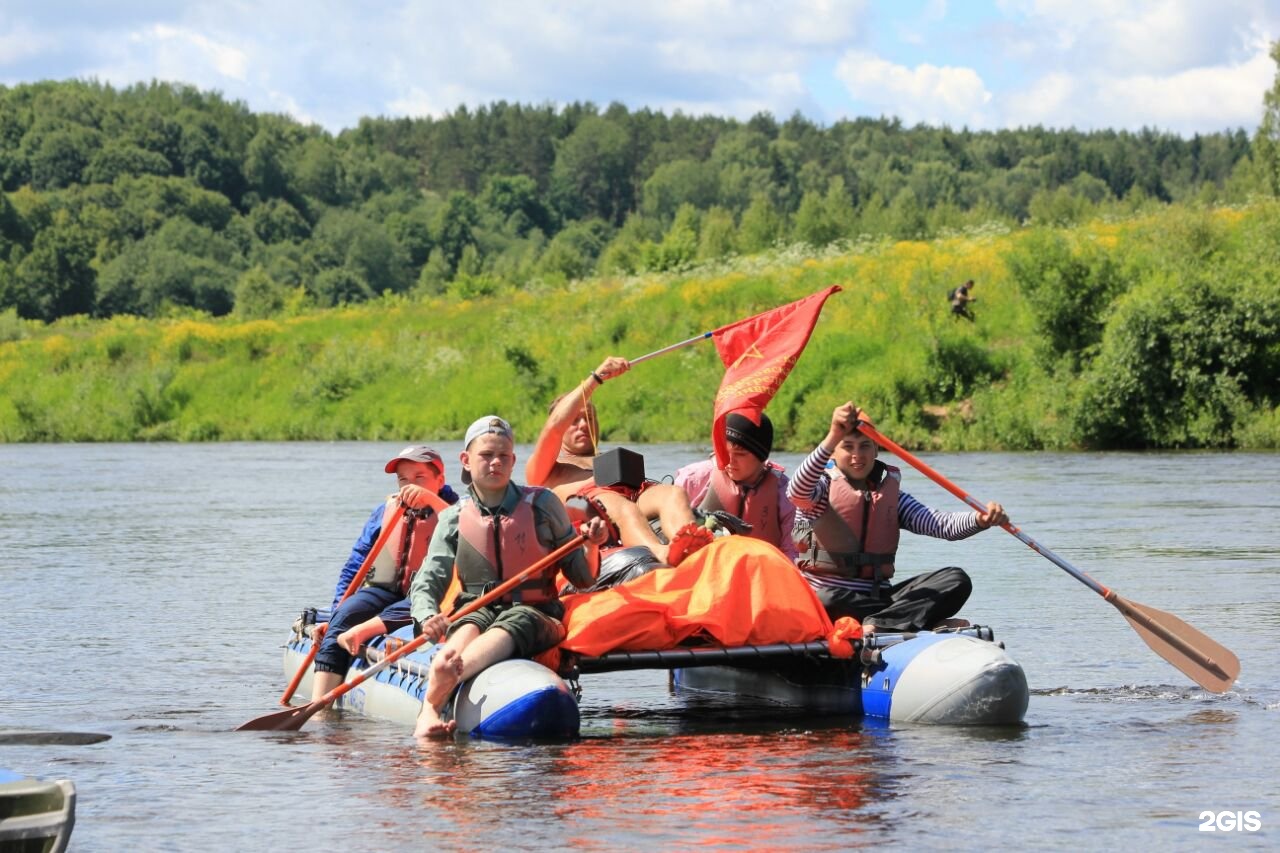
698;466;784;550
801;461;900;585
367;496;442;596
455;488;554;606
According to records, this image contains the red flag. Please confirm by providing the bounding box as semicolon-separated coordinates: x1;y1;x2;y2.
711;285;841;466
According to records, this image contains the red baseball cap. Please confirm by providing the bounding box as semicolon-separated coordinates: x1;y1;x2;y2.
384;445;443;474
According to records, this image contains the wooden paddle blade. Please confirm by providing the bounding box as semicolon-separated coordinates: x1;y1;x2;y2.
1106;592;1240;693
235;701;323;732
0;729;111;745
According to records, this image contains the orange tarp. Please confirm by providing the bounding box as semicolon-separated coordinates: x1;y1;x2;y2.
559;537;834;656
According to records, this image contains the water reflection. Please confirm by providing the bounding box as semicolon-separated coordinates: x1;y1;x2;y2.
3;444;1278;849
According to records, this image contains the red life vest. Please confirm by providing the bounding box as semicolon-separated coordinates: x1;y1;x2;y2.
455;487;554;606
698;466;784;551
367;496;442;596
801;461;900;585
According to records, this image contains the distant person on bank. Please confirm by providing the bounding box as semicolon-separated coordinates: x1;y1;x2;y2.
950;279;977;321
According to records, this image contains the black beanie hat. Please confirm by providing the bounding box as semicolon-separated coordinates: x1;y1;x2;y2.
724;411;773;461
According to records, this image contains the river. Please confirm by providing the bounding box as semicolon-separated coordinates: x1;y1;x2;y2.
1;442;1276;850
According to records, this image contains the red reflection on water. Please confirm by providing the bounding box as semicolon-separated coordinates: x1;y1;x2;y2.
320;723;891;848
549;729;885;846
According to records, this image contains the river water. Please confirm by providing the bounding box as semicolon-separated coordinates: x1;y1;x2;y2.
1;442;1276;850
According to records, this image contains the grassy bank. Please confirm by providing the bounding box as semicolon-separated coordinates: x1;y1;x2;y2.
3;203;1278;450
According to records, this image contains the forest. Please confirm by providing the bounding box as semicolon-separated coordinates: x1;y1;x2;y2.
0;78;1263;323
1;68;1278;452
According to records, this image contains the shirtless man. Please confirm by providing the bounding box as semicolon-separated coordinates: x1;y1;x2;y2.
525;356;713;566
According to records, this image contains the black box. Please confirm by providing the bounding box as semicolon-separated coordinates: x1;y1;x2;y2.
593;447;646;490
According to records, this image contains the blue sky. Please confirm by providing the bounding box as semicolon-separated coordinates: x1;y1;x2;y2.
2;1;1276;136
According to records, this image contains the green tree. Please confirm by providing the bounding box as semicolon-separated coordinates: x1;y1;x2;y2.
1254;40;1280;196
4;211;96;320
243;127;290;201
1004;229;1130;370
291;137;343;204
641;159;717;224
536;218;611;280
311;266;372;306
550;116;633;224
886;188;927;240
29;125;102;189
233;265;287;318
697;206;736;260
737;192;783;253
432;192;479;273
481;174;553;236
641;204;699;272
83;142;172;183
1075;275;1280;448
248;199;311;245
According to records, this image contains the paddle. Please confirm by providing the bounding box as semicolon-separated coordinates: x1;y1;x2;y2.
0;728;111;746
277;503;408;705
854;421;1240;694
238;533;588;732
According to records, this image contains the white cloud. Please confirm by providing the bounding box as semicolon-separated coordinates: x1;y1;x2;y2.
834;50;993;126
1000;33;1274;132
135;24;249;81
1094;42;1275;132
1001;72;1076;127
0;18;53;66
997;0;1266;74
0;0;1273;135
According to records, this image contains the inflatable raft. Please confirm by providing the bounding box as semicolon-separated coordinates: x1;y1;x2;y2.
281;616;1029;737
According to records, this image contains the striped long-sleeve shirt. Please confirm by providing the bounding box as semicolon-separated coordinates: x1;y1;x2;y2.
786;444;983;591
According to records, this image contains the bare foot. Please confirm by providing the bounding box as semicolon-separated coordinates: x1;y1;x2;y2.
931;618;971;631
413;704;457;739
425;648;465;707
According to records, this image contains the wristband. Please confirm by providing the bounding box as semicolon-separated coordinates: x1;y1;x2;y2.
591;371;605;385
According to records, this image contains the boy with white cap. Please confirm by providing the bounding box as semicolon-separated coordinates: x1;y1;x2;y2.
409;415;608;738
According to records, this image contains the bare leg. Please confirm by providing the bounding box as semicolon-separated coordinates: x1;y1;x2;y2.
453;628;518;682
414;624;479;738
310;670;343;705
593;492;670;557
636;484;697;542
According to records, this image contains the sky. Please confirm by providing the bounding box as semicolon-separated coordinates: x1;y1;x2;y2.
1;1;1277;137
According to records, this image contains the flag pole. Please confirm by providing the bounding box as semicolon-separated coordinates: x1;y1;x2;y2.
628;331;713;366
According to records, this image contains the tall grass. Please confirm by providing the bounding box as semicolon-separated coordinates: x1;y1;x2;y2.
2;203;1277;450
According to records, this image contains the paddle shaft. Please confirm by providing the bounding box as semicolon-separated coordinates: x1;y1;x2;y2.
278;503;409;705
855;421;1238;690
855;423;1109;596
238;534;588;730
304;534;585;712
628;331;712;366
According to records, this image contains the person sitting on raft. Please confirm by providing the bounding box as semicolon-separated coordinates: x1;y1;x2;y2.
673;411;798;562
310;446;459;704
525;355;714;566
786;402;1008;634
409;415;608;739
